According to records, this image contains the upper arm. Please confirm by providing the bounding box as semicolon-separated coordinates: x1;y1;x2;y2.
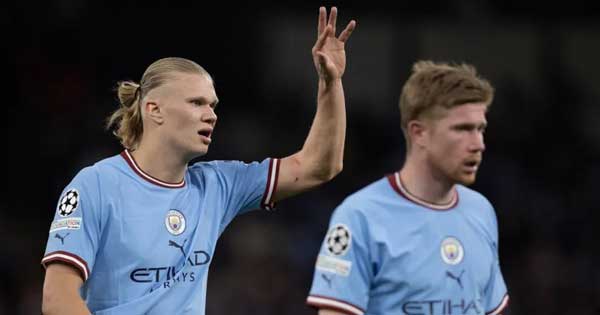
209;159;278;229
319;309;352;315
306;203;371;315
44;263;84;293
484;202;509;314
42;167;102;282
42;263;88;315
273;153;329;202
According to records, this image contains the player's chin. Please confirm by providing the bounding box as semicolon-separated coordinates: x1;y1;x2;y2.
455;172;477;186
190;145;209;158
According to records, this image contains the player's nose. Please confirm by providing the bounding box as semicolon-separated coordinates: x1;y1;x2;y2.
202;107;218;125
469;132;485;152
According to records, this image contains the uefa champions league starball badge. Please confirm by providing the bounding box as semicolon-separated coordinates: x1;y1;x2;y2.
326;224;352;256
440;236;464;265
58;189;79;217
165;209;186;235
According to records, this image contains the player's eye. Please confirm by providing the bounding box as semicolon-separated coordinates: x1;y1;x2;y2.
453;124;473;132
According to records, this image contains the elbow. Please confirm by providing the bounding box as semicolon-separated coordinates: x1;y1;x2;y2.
316;161;343;182
330;161;343;179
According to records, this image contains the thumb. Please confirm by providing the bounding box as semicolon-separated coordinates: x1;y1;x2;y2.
316;52;330;68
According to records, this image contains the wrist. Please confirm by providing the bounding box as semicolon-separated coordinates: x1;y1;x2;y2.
319;77;342;86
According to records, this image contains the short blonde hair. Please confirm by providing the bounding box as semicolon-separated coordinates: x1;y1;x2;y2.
106;57;211;149
399;61;494;147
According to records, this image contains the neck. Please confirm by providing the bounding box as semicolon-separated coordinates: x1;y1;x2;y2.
130;136;187;184
400;153;456;205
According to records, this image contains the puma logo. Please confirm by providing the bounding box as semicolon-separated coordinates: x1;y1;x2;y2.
446;270;465;290
54;233;70;245
321;273;334;288
168;239;188;257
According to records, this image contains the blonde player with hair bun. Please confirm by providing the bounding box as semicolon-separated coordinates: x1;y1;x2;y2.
41;7;356;315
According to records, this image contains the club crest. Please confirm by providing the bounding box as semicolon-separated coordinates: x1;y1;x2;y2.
440;236;464;265
165;209;186;235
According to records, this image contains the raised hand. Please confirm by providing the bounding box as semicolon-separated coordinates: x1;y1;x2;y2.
312;7;356;82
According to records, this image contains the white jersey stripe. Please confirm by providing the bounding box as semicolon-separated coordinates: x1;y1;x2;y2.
487;294;509;315
307;295;364;315
394;172;457;210
262;158;279;209
42;252;89;280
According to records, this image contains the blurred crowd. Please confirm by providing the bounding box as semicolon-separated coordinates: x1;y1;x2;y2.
7;1;600;314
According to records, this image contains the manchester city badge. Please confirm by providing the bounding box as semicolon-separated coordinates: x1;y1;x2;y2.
440;236;464;265
165;209;186;235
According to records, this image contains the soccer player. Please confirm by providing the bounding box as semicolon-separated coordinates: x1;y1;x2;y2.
41;7;356;315
306;61;509;315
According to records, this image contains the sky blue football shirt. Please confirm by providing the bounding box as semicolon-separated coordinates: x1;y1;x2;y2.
307;172;509;315
42;150;280;314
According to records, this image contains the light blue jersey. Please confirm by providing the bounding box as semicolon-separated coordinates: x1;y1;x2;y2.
307;172;509;315
42;150;280;314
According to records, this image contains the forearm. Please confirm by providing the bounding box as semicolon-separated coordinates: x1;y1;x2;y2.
269;6;354;203
42;292;90;315
298;78;346;181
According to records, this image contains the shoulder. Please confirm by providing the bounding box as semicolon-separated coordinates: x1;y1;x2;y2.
456;185;494;211
332;177;390;221
456;185;499;231
189;159;269;177
66;153;131;196
190;159;254;170
81;153;132;184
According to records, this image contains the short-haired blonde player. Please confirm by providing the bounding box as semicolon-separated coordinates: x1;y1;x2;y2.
307;61;509;315
41;7;356;315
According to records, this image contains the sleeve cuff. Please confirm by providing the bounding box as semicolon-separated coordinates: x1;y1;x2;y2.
42;251;90;281
306;295;365;315
486;294;509;315
261;158;280;210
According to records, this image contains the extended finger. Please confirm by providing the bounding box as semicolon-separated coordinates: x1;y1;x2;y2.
314;25;332;51
318;6;326;36
338;20;356;43
328;7;337;35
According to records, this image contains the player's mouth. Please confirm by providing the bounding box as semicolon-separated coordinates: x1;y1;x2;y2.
198;128;213;144
463;160;480;173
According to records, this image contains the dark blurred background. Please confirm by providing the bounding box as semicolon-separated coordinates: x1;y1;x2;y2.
7;0;600;314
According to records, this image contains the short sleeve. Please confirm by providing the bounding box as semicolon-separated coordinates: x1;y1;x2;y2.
215;158;280;227
41;166;103;282
484;207;509;315
306;203;371;315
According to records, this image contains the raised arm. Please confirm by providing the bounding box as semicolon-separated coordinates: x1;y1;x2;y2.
273;6;356;202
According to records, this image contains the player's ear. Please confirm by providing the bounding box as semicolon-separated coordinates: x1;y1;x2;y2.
144;100;164;125
408;120;427;148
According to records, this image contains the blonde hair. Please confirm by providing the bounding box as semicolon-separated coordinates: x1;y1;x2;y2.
399;61;494;148
106;57;211;149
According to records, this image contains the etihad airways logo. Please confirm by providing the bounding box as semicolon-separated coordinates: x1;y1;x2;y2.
129;239;211;290
402;298;482;315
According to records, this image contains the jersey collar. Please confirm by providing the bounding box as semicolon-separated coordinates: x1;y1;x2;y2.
120;150;186;188
387;172;458;210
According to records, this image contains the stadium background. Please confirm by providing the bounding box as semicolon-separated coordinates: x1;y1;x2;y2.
7;1;600;314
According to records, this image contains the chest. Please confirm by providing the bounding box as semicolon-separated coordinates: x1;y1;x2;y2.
372;213;494;299
100;183;227;270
